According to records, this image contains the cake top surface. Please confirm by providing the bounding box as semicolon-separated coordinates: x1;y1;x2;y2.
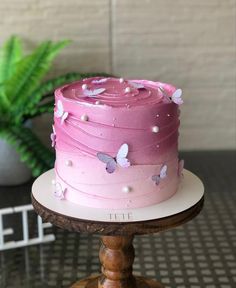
56;77;182;108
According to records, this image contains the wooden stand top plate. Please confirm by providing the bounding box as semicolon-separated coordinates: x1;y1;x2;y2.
31;169;204;235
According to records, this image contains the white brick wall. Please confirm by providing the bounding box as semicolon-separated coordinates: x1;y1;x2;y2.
0;0;235;150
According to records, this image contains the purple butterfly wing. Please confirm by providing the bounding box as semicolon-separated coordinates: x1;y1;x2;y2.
117;143;129;158
106;160;117;173
97;152;113;163
92;78;108;84
55;100;64;117
54;183;63;199
172;89;183;105
61;112;69;124
116;143;130;168
152;175;160;185
160;165;167;179
173;97;183;105
84;88;106;97
158;86;171;103
129;81;145;89
117;157;130;168
50;133;55;147
61;188;66;199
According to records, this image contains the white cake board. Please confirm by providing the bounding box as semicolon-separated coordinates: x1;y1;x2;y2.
32;169;204;223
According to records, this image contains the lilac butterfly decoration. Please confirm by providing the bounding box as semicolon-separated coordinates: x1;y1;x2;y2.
50;125;56;147
158;87;183;105
171;89;183;105
97;143;131;174
129;81;145;89
152;164;168;185
53;183;66;200
84;88;106;97
55;100;69;124
91;78;108;84
178;159;184;177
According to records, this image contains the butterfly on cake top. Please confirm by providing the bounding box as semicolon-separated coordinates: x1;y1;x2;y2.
158;86;183;105
51;77;185;209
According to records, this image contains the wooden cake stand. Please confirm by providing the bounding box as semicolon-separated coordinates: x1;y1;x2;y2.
31;169;204;288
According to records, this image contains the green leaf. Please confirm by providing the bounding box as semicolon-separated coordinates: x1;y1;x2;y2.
0;125;55;177
0;88;10;113
24;101;54;119
49;39;71;55
4;40;70;106
14;72;80;122
0;35;22;83
0;36;22;110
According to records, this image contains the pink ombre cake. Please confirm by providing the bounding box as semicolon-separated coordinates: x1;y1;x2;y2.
51;77;184;209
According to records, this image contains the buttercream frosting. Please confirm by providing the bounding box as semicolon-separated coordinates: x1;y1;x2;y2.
52;77;183;209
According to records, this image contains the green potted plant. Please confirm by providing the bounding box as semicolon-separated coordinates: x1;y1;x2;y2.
0;36;108;185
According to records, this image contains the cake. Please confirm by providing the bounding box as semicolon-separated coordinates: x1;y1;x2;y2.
51;77;184;209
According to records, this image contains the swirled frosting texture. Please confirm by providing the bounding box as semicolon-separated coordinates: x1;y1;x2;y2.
53;77;182;209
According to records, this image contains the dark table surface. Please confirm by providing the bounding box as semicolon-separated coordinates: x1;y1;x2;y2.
0;151;235;288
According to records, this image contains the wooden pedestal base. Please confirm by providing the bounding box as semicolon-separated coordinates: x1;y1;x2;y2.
71;275;164;288
71;235;165;288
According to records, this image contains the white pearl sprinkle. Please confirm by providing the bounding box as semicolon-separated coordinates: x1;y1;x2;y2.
51;179;56;185
82;84;88;90
122;186;132;193
156;114;160;117
81;114;89;121
157;144;160;148
167;114;170;117
125;87;131;93
65;160;72;166
95;100;101;105
119;78;124;83
152;126;159;133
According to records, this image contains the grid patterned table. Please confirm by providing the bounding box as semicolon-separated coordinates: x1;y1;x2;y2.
0;151;235;288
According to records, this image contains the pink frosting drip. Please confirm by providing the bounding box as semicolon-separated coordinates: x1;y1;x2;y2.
53;77;182;209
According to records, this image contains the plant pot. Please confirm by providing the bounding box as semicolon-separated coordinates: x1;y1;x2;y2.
0;138;32;186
